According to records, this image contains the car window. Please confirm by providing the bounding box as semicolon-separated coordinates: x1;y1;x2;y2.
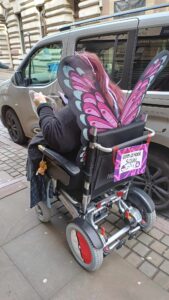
132;26;169;91
76;33;128;84
24;43;62;85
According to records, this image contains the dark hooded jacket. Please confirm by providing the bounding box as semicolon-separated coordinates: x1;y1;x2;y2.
27;103;81;207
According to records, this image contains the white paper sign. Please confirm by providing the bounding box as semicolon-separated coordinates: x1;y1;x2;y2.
119;150;143;174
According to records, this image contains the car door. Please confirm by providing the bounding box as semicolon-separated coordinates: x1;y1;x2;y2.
66;18;139;93
7;35;68;139
129;21;169;211
130;24;169;143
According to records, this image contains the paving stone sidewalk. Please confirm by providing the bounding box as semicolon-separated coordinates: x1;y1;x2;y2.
50;200;169;293
0;114;169;294
105;209;169;292
0;120;28;198
0;121;27;180
1;188;169;300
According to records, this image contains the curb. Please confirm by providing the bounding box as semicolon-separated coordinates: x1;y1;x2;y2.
0;177;28;200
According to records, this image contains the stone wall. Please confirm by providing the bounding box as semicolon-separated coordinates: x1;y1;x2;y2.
0;3;12;67
0;23;12;67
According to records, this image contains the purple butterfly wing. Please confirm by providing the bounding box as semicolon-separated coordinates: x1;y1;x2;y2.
57;55;118;142
121;50;169;125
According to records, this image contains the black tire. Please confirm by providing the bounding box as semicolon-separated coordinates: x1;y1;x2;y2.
5;108;27;145
35;201;51;223
126;187;156;232
66;223;103;271
133;147;169;211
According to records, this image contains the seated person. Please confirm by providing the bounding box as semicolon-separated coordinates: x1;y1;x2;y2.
27;51;125;208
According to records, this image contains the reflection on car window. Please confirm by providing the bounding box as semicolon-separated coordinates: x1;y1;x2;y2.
132;26;169;91
76;33;128;86
25;43;62;85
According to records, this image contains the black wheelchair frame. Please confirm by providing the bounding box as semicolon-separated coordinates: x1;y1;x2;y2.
36;122;156;271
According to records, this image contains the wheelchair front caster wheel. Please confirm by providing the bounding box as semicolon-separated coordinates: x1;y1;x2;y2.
35;201;51;223
66;223;103;271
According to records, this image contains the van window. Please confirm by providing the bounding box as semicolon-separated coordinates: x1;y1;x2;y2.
76;33;128;84
24;43;62;85
132;26;169;91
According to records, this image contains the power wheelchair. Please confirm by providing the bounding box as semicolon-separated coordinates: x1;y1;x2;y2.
35;119;156;271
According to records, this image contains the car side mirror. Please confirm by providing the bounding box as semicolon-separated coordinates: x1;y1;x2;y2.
23;77;31;86
12;71;23;86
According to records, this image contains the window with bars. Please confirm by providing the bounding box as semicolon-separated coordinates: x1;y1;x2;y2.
72;0;79;20
37;5;47;37
16;13;25;54
76;33;128;86
132;26;169;91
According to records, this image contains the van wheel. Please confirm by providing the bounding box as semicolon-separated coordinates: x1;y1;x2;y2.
133;148;169;211
5;108;27;145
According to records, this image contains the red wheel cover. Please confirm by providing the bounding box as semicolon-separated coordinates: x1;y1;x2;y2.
76;231;92;264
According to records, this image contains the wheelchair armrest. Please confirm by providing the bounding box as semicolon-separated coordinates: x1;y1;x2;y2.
38;146;80;176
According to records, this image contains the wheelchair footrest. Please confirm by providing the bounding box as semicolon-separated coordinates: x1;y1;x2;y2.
104;225;141;252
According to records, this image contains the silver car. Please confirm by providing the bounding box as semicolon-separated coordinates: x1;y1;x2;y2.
0;11;169;211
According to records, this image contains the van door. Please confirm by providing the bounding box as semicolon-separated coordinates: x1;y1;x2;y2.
7;35;68;140
67;18;139;92
130;25;169;144
130;24;169;211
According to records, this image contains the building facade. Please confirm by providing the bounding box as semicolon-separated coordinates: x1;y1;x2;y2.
0;0;169;69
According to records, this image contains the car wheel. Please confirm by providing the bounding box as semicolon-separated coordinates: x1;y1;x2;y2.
133;147;169;211
5;108;27;145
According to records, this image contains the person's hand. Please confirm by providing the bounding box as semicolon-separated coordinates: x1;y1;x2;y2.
33;92;47;107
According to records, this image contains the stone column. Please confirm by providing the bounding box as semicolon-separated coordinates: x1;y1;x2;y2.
20;0;41;50
44;0;74;35
78;0;102;19
145;0;169;13
0;2;12;68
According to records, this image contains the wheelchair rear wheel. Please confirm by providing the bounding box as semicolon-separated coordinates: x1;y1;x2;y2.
35;201;51;223
126;187;156;232
66;223;103;271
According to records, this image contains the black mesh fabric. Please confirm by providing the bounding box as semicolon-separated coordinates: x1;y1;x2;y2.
90;119;145;199
56;119;145;202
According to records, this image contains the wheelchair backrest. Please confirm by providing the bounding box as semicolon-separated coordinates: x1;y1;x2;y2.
87;119;145;199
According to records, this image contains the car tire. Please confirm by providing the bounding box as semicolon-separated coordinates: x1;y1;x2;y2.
133;146;169;211
5;108;27;145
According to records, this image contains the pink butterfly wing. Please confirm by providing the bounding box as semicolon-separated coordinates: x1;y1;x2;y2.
70;71;94;93
98;102;118;127
82;92;118;130
121;51;169;125
121;79;149;124
87;116;116;131
95;92;105;103
82;93;97;105
83;77;95;89
83;103;101;117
